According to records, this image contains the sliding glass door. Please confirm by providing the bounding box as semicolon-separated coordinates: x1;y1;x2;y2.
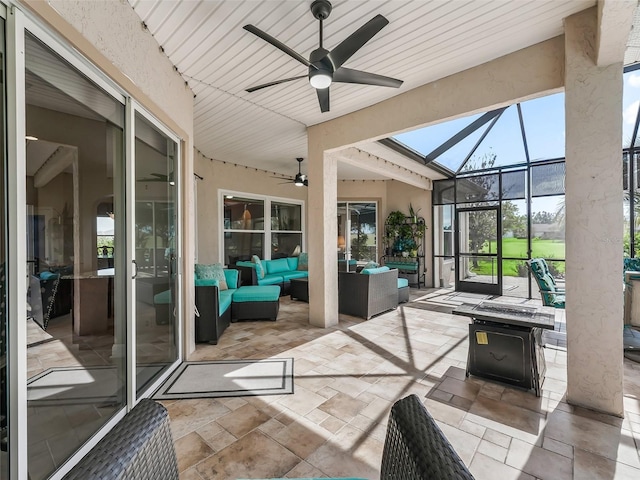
0;15;7;480
24;31;127;480
134;112;179;395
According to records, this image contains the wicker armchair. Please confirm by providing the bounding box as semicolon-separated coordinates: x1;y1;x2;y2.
381;394;475;480
195;285;231;344
63;399;178;480
338;269;398;319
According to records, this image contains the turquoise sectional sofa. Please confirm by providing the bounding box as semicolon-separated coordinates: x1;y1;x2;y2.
234;257;308;295
193;268;280;344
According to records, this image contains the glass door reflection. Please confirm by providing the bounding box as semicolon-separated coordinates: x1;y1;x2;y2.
134;113;179;395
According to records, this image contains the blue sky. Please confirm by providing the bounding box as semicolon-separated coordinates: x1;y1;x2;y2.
623;70;640;146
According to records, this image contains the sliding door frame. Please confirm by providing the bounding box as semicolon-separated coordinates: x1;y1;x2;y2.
4;5;183;478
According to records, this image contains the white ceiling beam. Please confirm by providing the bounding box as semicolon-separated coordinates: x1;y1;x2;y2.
334;147;432;190
595;0;636;66
34;146;75;188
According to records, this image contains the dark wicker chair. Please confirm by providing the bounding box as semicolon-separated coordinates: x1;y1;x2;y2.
195;285;231;344
63;399;178;480
338;269;398;319
381;394;475;480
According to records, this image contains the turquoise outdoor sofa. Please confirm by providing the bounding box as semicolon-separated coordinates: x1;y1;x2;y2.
233;257;308;296
193;267;280;344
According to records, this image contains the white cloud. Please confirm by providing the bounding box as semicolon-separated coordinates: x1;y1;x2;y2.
628;73;640;88
624;100;639;125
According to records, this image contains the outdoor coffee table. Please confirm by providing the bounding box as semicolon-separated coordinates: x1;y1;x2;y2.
289;277;309;302
453;301;555;396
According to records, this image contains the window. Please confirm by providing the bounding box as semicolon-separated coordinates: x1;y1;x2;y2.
337;202;378;263
222;192;303;263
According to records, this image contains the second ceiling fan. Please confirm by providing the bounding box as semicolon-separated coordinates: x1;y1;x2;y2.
275;158;308;187
244;0;403;113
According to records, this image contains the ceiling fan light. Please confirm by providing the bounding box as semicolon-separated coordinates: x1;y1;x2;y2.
294;179;304;187
309;70;332;89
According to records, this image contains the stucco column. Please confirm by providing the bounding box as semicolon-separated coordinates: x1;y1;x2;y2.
564;8;623;415
307;140;339;328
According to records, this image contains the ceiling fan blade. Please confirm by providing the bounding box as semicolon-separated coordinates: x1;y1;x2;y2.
243;25;314;68
327;14;388;70
316;87;330;113
333;67;403;88
246;75;307;93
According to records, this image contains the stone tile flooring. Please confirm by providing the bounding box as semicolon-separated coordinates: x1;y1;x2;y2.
166;290;640;480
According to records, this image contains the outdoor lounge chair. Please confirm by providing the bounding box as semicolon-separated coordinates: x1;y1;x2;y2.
527;258;565;309
381;394;474;480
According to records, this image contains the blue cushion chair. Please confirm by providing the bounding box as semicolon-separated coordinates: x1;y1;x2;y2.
527;258;565;309
194;267;239;344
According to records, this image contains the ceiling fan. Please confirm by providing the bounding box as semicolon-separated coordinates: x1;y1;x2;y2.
275;158;308;187
243;0;403;113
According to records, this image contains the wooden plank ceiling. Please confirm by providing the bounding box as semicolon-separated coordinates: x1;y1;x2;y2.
129;0;595;179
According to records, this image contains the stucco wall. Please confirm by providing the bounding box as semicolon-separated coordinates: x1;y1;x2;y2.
195;154;433;271
195;150;308;264
38;0;193;136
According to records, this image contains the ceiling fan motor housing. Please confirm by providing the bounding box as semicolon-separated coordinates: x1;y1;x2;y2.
311;0;332;21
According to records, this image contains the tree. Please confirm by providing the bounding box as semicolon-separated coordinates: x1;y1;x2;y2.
532;211;555;224
502;201;527;237
463;153;498;266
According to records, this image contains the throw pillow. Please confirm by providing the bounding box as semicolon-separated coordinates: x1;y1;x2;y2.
223;269;239;289
194;263;228;290
252;255;265;279
291;245;301;257
297;252;308;271
363;261;379;270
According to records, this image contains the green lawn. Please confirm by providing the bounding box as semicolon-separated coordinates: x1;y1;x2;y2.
469;237;566;277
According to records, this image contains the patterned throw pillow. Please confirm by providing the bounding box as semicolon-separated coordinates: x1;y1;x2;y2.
252;255;265;279
297;252;308;271
363;261;379;270
194;263;228;290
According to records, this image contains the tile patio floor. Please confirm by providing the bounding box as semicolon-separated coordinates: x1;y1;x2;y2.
165;289;640;480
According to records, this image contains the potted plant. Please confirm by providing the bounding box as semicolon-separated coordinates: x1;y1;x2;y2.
409;203;421;223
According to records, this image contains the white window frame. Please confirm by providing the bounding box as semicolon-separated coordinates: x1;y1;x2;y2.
338;200;379;263
219;189;305;262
